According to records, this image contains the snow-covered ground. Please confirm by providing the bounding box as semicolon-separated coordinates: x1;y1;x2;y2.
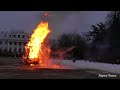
54;60;120;74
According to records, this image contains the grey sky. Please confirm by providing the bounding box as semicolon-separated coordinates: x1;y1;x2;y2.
0;11;109;39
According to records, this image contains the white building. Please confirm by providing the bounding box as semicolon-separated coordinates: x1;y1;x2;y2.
0;30;30;56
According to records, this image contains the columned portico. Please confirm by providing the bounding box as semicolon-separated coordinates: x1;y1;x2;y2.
0;31;30;56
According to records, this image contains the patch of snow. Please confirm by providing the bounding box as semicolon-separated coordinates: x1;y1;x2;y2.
54;59;120;74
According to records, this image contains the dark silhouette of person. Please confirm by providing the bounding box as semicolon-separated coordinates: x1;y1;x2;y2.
73;58;76;63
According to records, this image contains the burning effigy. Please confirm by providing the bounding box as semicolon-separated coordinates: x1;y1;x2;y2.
21;21;60;69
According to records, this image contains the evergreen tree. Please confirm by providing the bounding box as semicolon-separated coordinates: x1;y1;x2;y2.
107;11;120;56
86;22;107;44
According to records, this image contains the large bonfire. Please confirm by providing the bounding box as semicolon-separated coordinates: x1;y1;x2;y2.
22;21;60;69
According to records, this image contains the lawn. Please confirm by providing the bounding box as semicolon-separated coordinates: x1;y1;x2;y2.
0;57;120;79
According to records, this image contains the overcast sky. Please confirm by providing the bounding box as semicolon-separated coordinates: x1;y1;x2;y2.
0;11;110;39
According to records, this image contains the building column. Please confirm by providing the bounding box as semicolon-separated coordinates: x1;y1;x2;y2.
22;42;24;53
17;42;19;54
7;41;9;51
3;40;5;51
12;42;14;52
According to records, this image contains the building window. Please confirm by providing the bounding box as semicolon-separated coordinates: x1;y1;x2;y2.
9;35;11;37
4;34;6;37
14;48;17;52
0;48;2;52
0;41;2;45
9;42;12;45
18;35;20;38
19;48;21;52
19;42;21;45
22;35;24;38
9;47;12;52
3;49;7;52
14;42;17;45
5;42;7;45
14;35;16;38
24;42;27;45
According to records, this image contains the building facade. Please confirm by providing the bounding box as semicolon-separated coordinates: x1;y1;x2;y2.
0;31;30;56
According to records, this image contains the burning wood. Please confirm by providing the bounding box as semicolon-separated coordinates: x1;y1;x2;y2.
21;21;60;69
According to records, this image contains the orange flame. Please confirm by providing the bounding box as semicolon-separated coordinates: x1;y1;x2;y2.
22;21;60;69
27;21;50;59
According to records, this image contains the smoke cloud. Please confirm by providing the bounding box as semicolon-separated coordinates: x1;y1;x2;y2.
39;11;109;39
0;11;109;39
